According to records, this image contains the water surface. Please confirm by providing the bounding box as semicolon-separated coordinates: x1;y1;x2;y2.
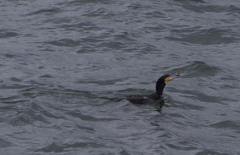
0;0;240;154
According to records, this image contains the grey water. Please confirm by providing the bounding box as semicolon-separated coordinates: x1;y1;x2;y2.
0;0;240;154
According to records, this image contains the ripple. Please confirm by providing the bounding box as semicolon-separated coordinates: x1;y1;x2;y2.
64;141;104;149
196;149;230;155
97;41;125;50
39;74;54;78
210;120;240;131
66;109;118;122
7;102;63;126
179;90;221;103
82;8;107;17
181;3;240;14
76;125;96;133
167;27;239;45
0;30;19;38
143;10;165;18
59;21;99;31
35;143;63;153
165;61;220;78
26;8;62;16
58;0;111;6
35;141;106;153
0;139;13;148
46;39;81;47
166;141;198;151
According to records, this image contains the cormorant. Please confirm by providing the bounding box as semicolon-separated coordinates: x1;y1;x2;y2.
122;72;180;104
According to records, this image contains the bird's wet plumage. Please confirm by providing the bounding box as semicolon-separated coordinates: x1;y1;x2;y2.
121;72;180;104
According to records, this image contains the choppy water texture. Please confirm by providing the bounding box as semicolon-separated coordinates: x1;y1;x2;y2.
1;0;240;154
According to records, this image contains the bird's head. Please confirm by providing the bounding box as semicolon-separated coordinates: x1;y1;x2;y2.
156;72;180;94
164;72;181;84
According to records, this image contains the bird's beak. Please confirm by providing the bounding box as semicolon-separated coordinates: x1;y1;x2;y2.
165;72;181;83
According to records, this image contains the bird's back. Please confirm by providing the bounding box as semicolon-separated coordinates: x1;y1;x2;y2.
123;95;156;104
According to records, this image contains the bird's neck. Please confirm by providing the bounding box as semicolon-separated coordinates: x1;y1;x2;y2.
148;79;166;100
156;83;166;96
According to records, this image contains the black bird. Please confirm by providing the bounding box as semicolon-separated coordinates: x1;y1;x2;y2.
122;72;180;104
